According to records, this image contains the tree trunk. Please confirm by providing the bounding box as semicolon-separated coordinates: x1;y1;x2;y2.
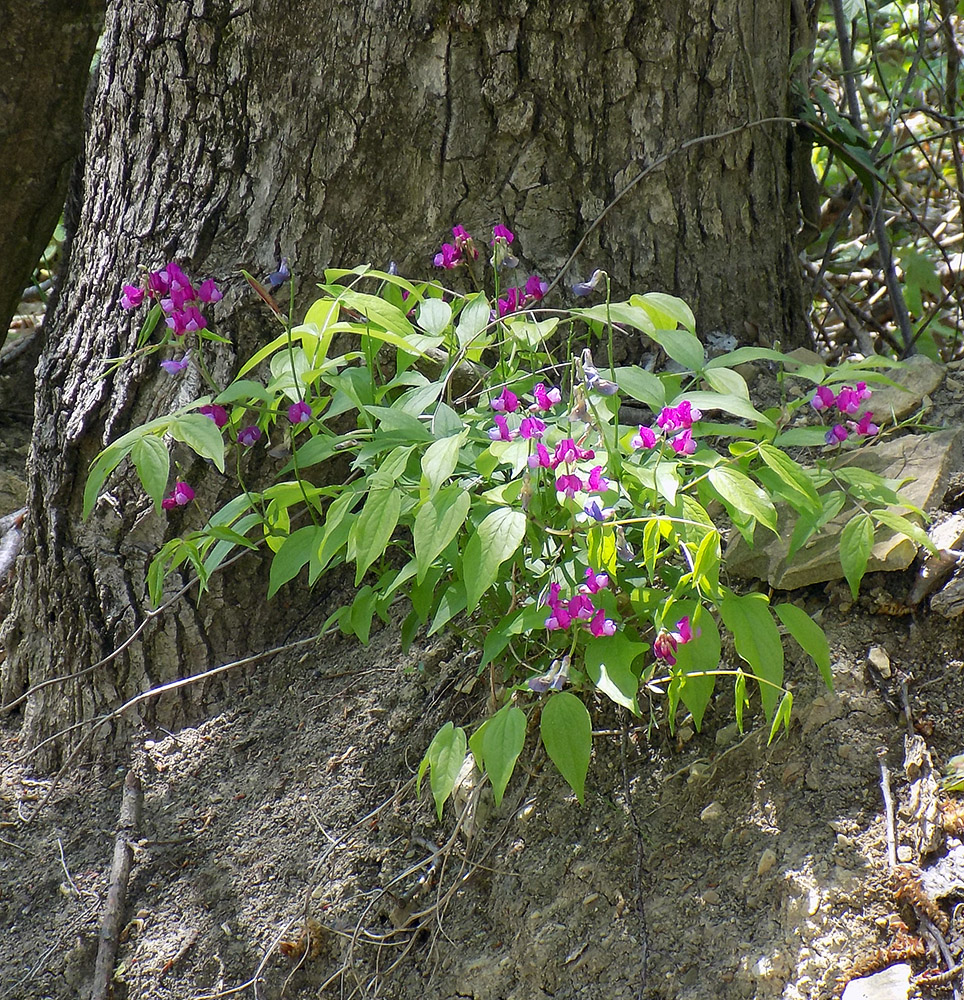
1;0;810;767
0;0;104;349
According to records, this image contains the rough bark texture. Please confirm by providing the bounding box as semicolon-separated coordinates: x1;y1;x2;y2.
1;0;809;767
0;0;104;349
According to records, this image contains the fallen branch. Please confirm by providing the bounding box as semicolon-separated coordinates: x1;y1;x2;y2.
91;770;143;1000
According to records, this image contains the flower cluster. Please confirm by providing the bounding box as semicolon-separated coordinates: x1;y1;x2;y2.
497;274;548;318
632;400;702;456
121;261;222;337
487;382;562;442
811;383;878;444
433;224;479;269
652;616;696;666
543;572;616;638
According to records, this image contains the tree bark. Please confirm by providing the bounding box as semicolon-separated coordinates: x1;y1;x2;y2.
1;0;810;767
0;0;104;349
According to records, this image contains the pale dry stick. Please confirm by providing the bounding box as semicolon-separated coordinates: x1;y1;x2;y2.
877;745;898;871
542;116;799;299
19;633;324;823
91;770;143;1000
57;837;83;898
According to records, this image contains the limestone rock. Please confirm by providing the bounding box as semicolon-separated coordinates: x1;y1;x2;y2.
840;963;911;1000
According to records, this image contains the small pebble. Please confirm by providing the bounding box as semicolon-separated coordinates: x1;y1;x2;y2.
700;801;725;823
866;645;891;678
897;845;913;863
757;848;777;877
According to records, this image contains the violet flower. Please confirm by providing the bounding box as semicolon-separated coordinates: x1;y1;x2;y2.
161;481;195;510
237;425;262;447
491;388;519;413
121;285;145;310
199;404;228;429
288;400;312;424
519;416;546;440
632;425;657;449
160;354;190;374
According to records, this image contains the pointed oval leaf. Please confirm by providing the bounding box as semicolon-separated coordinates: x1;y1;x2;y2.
462;508;526;613
839;513;874;599
268;525;325;598
169;413;226;472
131;435;170;511
719;592;784;721
708;466;777;533
421;433;465;498
584;633;648;712
480;705;526;807
775;603;832;691
540;692;591;803
350;488;402;585
418;298;453;337
414;487;471;582
418;722;467;820
455;293;492;347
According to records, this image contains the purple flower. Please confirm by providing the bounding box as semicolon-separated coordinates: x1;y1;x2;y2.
571;269;605;297
498;288;521;317
434;243;461;269
669;428;696;456
586;466;609;492
199;404;228;428
552;438;594;466
528;442;553;470
555;472;583;498
528;655;571;693
632;425;657;449
488;413;517;441
567;593;595;621
161;481;195;510
653;630;679;666
121;284;145;310
491;388;519;413
579;568;609;594
519;416;546;440
615;526;634;562
165;306;207;336
826;423;848;445
288;400;312;424
545;605;572;631
672;616;696;644
160;354;190;374
657;400;702;433
579;349;619;395
853;411;878;437
237;425;262;447
589;609;617;638
524;275;548;301
531;383;562;412
491;224;514;244
811;386;836;412
198;278;222;303
578;500;614;523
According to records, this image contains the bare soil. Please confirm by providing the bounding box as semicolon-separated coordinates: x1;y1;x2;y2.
2;344;964;1000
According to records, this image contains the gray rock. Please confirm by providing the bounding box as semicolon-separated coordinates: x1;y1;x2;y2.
840;963;911;1000
863;355;944;423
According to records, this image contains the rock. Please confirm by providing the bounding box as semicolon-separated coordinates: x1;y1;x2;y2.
757;848;777;877
840;963;911;1000
700;801;725;824
727;429;963;589
861;355;944;424
867;646;891;678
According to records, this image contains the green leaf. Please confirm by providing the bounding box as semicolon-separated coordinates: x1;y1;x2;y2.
708;466;777;533
575;302;655;335
703;367;749;400
719;592;784;721
839;513;874;599
418;298;452;337
169;413;226;472
706;346;790;369
84;441;134;519
757;444;821;515
631;291;697;333
671;391;774;428
870;509;937;555
668;605;721;730
130;436;170;511
480;705;526;807
462;508;526;613
455;293;491;348
540;692;591;803
584;633;648;712
648;328;705;373
775;603;833;691
414;487;471;582
418;722;467;821
268;525;324;598
420;432;465;498
348;585;377;644
767;690;793;743
350;488;402;585
614;366;666;410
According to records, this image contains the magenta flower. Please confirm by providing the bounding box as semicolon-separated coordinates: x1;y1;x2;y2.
589;609;617;638
826;423;848;445
657;400;701;433
531;383;562;412
567;594;595;621
491;388;519;413
166;306;207;336
811;386;836;412
552;438;594;466
586;466;609;492
237;425;262;447
853;411;878;437
545;603;572;631
199;404;228;429
121;284;145;310
488;413;517;441
555;472;583;498
160;354;190;374
835;384;872;415
519;416;546;440
498;288;521;317
528;442;553;470
524;274;548;301
451;225;477;258
198;278;222;303
632;425;657;449
434;243;461;269
653;630;679;665
579;568;609;594
161;481;195;510
669;428;696;456
288;400;312;424
491;224;514;244
673;616;696;644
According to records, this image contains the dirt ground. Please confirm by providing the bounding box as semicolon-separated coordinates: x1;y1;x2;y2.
2;335;964;1000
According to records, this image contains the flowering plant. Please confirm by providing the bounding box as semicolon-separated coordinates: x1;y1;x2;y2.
86;228;932;816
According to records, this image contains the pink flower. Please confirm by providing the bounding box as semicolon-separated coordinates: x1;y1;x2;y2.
579;568;609;594
488;414;517;441
632;425;657;449
835;387;861;415
237;425;262;447
586;466;609;492
531;383;562;412
121;284;145;310
825;423;848;445
567;593;595;621
491;224;514;244
524;274;548;301
198;278;222;303
552;438;594;467
199;404;228;429
653;630;679;665
519;416;546;439
528;442;553;470
491;388;519;413
498;288;521;317
853;411;878;437
657;400;701;433
669;429;696;455
434;243;461;269
589;609;617;637
811;385;836;412
161;481;195;510
672;616;695;644
555;472;583;498
288;400;312;424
